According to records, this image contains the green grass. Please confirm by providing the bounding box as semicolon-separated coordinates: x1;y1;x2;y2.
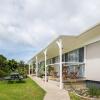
0;78;46;100
69;92;81;100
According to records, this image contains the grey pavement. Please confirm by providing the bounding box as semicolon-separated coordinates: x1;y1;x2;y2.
29;76;70;100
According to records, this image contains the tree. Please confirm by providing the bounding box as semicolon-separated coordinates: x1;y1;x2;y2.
0;55;7;70
18;61;28;78
0;54;29;78
0;55;7;77
7;59;18;71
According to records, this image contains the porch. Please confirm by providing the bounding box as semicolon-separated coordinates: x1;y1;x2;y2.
47;63;85;82
28;37;86;89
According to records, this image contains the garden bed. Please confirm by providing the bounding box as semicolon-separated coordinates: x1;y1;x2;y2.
68;87;100;100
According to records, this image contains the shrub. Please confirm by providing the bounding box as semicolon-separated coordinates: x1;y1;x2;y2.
69;92;80;100
88;86;100;97
0;70;7;77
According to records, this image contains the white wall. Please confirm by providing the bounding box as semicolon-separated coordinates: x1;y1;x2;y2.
85;41;100;81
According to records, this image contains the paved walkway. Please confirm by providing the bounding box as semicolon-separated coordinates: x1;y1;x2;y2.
29;76;70;100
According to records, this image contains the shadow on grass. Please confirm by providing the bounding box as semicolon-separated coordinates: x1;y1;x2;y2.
7;80;26;84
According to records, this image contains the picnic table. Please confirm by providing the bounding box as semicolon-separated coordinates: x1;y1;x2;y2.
4;72;24;81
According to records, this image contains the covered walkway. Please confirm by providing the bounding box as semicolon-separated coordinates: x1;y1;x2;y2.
29;75;70;100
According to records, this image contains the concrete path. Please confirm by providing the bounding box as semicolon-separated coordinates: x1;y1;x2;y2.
29;76;70;100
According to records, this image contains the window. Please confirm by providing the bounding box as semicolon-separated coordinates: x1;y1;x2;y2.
62;54;65;62
79;47;84;62
65;53;68;62
68;49;79;62
50;47;84;63
65;47;84;62
52;57;56;63
52;56;59;63
47;59;50;64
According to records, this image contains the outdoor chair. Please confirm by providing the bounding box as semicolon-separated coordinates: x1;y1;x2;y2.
69;72;78;79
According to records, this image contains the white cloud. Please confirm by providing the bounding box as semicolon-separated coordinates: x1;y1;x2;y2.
0;0;100;61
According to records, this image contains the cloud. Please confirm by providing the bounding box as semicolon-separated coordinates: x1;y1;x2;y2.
0;0;100;62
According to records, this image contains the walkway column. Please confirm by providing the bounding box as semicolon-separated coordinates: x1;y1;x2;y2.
44;49;47;83
29;64;31;75
36;56;38;77
56;39;63;89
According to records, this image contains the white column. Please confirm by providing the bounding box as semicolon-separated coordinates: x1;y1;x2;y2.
29;64;31;75
56;39;63;89
44;49;47;83
36;56;38;77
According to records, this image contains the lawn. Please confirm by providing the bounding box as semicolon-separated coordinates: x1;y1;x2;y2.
0;78;46;100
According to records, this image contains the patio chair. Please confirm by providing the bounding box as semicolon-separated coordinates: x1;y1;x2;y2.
70;72;78;79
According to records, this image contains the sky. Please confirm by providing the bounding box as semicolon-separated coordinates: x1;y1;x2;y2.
0;0;100;62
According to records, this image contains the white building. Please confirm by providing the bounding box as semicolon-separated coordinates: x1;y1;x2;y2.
28;23;100;89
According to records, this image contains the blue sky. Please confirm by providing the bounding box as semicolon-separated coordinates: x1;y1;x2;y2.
0;0;100;62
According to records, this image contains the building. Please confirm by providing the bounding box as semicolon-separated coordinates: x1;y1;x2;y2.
28;23;100;89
